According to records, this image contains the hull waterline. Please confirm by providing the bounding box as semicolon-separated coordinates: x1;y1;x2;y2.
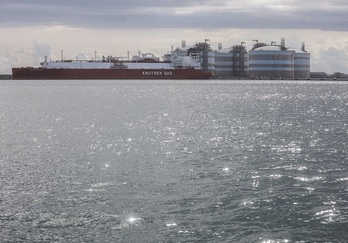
12;68;212;80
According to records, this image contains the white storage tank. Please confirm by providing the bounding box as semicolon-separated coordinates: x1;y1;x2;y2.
213;50;233;77
293;50;310;79
243;52;250;76
207;51;215;74
249;46;294;79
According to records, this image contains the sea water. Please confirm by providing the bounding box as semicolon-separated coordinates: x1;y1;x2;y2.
0;80;347;242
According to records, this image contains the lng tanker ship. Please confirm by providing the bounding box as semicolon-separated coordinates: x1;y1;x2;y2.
12;52;212;80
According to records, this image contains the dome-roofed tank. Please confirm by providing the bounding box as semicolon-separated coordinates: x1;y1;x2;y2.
289;45;310;79
249;39;310;79
249;45;294;79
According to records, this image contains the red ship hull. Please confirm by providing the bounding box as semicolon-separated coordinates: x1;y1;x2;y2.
12;68;212;80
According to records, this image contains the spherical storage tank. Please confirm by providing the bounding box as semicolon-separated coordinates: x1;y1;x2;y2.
249;46;294;79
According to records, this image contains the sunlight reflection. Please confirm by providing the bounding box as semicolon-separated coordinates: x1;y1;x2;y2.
166;222;177;227
127;217;141;224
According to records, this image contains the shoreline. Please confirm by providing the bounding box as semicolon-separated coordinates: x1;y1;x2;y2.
1;74;348;81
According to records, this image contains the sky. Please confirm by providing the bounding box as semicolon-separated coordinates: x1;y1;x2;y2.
1;0;348;74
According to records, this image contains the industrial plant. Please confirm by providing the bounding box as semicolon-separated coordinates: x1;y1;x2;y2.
10;38;314;80
171;38;311;79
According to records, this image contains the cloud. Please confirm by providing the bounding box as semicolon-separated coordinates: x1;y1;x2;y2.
318;46;348;73
1;0;348;31
0;40;52;73
32;39;52;63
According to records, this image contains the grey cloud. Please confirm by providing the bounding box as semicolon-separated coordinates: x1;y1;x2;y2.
0;0;347;31
319;46;348;72
0;40;52;72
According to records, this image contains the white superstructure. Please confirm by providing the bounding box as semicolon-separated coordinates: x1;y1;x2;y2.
41;52;202;70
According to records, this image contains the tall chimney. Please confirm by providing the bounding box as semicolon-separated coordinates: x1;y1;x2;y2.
301;42;306;52
281;38;285;48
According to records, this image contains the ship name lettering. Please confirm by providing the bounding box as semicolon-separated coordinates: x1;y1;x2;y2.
142;71;163;76
164;71;172;76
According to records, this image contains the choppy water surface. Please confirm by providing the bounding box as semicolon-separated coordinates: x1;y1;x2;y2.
0;80;348;242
